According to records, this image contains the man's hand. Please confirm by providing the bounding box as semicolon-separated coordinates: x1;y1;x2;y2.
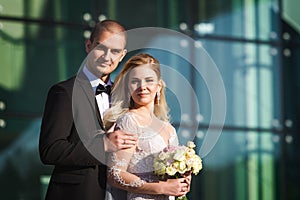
103;125;137;152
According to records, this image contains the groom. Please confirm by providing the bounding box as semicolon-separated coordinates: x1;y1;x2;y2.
39;20;136;200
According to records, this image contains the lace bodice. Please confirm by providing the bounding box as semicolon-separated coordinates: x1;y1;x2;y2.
108;112;178;200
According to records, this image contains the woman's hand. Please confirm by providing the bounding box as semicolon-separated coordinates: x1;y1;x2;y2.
182;172;192;192
160;178;190;197
184;175;192;193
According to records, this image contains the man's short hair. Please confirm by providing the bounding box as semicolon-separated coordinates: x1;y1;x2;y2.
90;20;127;44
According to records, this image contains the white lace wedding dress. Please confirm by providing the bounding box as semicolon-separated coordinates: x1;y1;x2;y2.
106;112;178;200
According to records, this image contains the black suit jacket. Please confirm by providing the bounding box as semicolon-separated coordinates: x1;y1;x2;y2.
39;71;107;200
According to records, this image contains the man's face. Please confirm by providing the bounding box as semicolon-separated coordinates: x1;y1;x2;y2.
85;31;127;81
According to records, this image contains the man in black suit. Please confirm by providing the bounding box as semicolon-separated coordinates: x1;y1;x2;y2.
39;20;136;200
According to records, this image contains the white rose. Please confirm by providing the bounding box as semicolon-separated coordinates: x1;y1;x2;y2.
187;141;196;148
154;162;166;175
166;166;177;176
158;152;168;160
173;149;186;161
186;148;195;158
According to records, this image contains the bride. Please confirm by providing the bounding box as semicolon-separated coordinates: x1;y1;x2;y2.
103;53;191;200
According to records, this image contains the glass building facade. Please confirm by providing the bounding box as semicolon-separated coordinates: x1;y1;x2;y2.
0;0;299;199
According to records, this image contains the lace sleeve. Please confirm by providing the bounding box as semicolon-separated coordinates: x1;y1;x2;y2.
116;112;141;134
108;113;145;188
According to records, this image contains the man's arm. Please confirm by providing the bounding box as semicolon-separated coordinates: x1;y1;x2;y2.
39;84;102;166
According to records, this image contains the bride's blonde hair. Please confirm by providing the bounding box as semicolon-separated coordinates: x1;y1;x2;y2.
103;53;170;130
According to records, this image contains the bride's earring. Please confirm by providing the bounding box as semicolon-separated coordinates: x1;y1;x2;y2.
156;91;160;105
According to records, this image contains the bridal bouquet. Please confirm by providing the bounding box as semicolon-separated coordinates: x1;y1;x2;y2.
153;141;203;200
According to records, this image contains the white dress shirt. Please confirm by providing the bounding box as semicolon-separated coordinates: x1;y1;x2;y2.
83;66;112;118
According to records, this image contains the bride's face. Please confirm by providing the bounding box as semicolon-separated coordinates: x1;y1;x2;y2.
128;64;161;108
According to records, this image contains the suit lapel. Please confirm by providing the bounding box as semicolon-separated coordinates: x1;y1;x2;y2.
75;71;104;129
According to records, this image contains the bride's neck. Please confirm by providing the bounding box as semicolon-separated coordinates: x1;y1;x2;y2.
131;106;154;121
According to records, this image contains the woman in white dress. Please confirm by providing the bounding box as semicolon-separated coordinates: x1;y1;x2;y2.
103;53;191;200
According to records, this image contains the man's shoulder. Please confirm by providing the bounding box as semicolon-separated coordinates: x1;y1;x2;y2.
57;76;76;86
51;76;76;90
47;76;76;95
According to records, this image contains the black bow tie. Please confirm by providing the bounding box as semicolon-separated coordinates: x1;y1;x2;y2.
95;84;111;95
